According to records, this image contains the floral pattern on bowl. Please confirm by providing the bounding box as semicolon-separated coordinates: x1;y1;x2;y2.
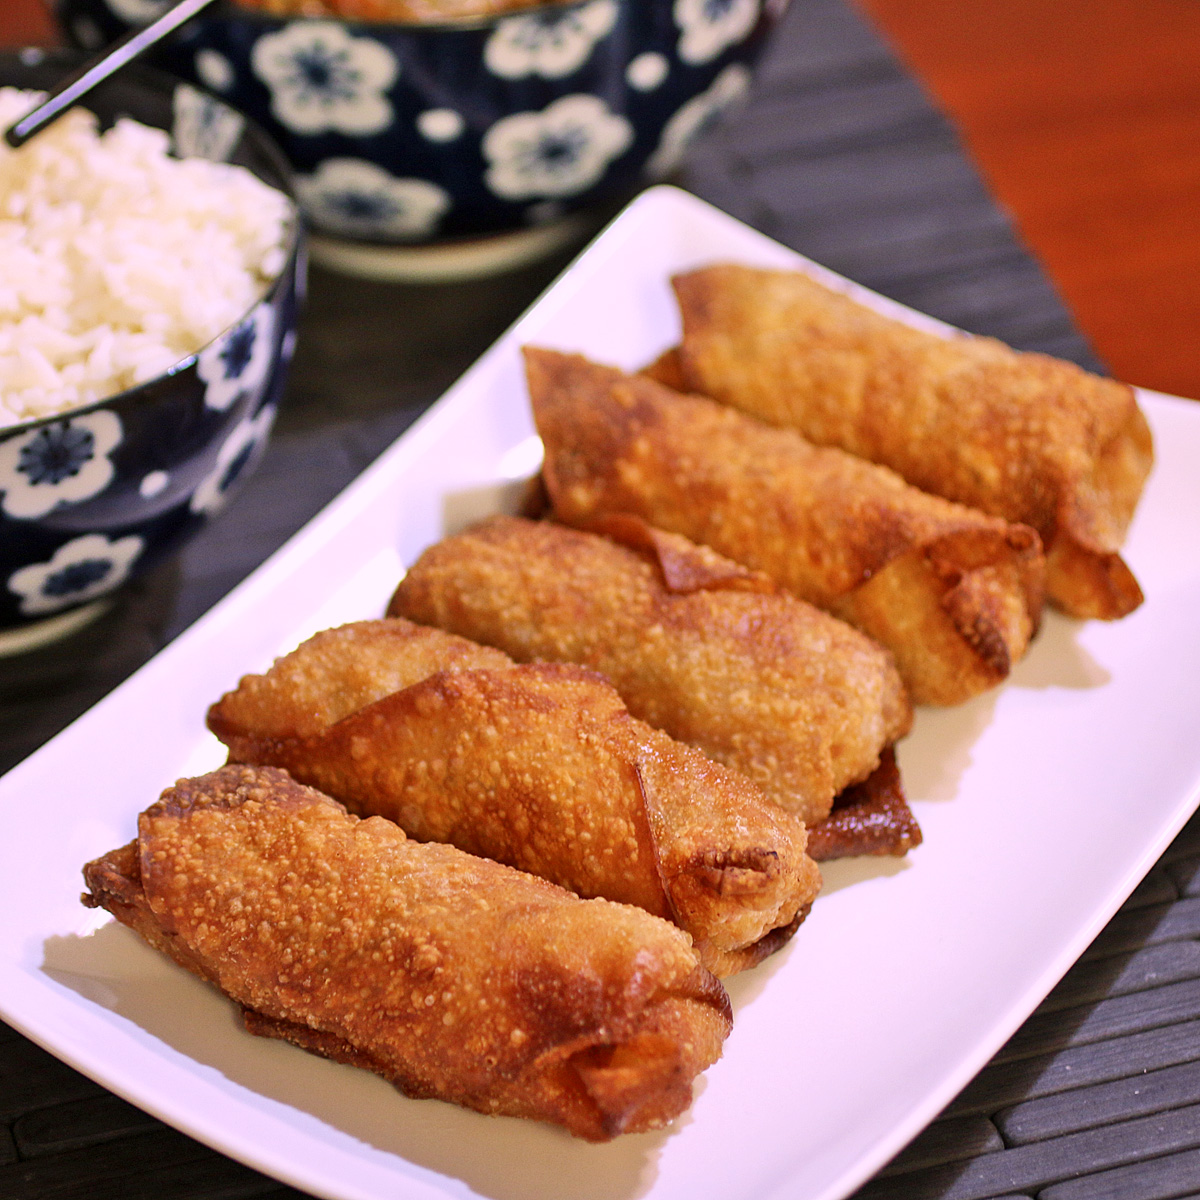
295;159;451;239
482;93;634;201
57;0;787;243
251;21;398;136
9;532;146;617
197;301;278;412
674;0;763;65
190;402;278;516
483;0;619;80
0;50;302;633
0;411;123;521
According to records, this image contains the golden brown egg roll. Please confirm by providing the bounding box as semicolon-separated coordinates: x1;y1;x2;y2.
525;346;1044;708
387;514;911;826
669;263;1153;620
209;620;820;976
81;765;732;1141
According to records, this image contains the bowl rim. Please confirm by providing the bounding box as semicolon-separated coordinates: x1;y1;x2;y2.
0;48;304;440
102;0;603;38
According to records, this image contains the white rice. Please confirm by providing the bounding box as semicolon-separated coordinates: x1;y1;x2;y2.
0;88;293;426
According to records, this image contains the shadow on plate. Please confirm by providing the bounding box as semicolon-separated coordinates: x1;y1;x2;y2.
894;608;1112;808
897;688;998;806
41;922;672;1200
1008;611;1113;691
816;853;913;900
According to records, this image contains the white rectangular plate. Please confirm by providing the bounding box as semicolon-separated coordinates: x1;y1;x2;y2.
2;186;1198;1200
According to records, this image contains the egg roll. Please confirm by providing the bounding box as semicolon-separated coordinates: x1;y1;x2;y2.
668;263;1153;619
81;765;732;1141
387;514;911;826
526;346;1044;708
208;620;820;976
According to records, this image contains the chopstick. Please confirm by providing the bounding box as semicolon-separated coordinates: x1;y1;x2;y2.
4;0;220;150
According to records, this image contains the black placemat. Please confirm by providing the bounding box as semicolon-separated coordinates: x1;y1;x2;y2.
3;1;1197;1197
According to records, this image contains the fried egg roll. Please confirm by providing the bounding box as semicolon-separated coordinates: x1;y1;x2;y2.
526;346;1044;708
669;263;1153;619
208;620;820;976
81;765;732;1141
388;514;911;826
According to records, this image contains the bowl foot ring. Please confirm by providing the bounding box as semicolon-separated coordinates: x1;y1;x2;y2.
0;598;113;658
307;212;596;283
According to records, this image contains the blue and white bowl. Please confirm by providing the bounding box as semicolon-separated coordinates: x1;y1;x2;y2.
0;50;303;642
53;0;786;252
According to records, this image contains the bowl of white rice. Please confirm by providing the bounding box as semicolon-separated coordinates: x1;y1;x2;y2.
0;49;302;645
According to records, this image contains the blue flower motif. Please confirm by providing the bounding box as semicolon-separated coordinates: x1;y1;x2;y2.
8;532;144;616
191;404;276;515
484;0;619;81
172;83;244;162
18;425;93;486
646;62;751;177
251;23;398;137
296;159;450;240
483;95;633;201
44;558;109;598
221;326;256;377
197;304;276;412
0;411;122;519
675;0;761;65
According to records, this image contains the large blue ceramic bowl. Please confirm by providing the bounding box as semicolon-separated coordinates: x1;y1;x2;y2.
0;49;303;640
53;0;786;246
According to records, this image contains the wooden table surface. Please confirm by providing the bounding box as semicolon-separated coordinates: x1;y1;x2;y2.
861;0;1200;401
1;3;1199;1199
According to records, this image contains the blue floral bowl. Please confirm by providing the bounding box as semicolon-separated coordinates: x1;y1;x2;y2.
0;49;303;641
52;0;786;253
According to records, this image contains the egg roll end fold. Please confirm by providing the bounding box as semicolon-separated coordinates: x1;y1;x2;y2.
668;263;1151;621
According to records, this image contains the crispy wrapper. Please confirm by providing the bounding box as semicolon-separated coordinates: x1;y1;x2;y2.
81;765;732;1141
526;347;1044;707
209;620;820;976
805;747;921;861
388;514;911;826
669;264;1153;619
